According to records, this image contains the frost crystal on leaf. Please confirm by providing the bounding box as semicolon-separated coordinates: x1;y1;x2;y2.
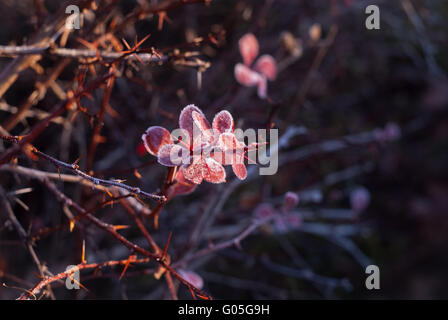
212;110;234;134
170;169;197;196
157;144;185;167
141;126;173;156
179;104;204;143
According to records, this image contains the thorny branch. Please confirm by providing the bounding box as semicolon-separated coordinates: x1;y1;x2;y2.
0;135;165;202
0;46;166;63
16;178;212;300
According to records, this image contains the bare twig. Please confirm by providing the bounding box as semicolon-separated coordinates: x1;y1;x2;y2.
18;256;153;300
0;136;165;202
0;0;92;99
174;215;276;267
0;186;55;299
0;45;167;63
0;71;114;165
16;177;212;300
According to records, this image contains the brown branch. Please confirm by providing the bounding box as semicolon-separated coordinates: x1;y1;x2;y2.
148;167;177;228
112;0;211;33
18;257;153;300
0;46;167;63
0;0;92;99
0;72;113;165
119;199;178;299
174;215;275;268
0;164;152;216
2;59;71;131
86;66;116;171
0;136;165;202
16;177;212;300
35;149;165;202
30;195;133;242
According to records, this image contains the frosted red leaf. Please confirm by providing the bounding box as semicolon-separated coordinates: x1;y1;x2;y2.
142;105;250;185
192;110;214;144
183;159;204;184
254;203;275;219
274;212;303;233
136;141;147;157
257;76;267;99
178;269;204;290
283;191;299;211
182;156;225;185
212;110;234;134
232;162;247;180
234;63;262;87
235;34;277;99
217;132;244;151
202;157;226;183
274;214;288;232
170;169;197;196
254;54;277;81
286;212;303;228
215;132;248;179
192;110;211;132
210;150;231;166
239;33;259;66
179;104;204;142
211;148;244;167
141;126;173;156
157;144;184;167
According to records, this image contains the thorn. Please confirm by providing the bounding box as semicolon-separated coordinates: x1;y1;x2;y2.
188;286;197;300
112;225;130;231
133;52;145;65
196;293;211;300
105;188;113;198
77;38;96;50
31;271;43;279
133;169;142;179
119;254;136;280
81;239;86;263
208;33;219;45
162;231;173;260
157;11;167;30
154;214;159;230
122;38;131;50
69;219;75;232
73;157;81;167
68;274;88;291
135;33;151;48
